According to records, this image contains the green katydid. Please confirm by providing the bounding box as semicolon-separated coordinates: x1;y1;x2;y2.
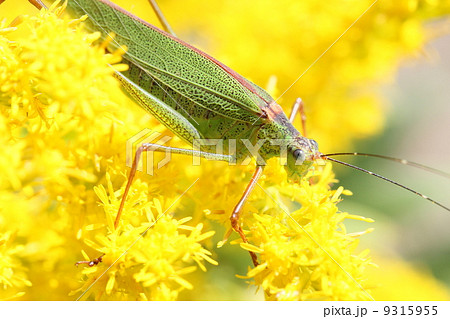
20;0;450;270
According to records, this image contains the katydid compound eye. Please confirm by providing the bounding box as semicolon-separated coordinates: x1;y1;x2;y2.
293;149;305;162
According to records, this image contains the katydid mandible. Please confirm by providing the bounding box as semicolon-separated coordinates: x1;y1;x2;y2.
30;0;450;267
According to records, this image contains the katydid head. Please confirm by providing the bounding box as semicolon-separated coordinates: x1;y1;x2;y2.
285;137;320;182
286;143;450;212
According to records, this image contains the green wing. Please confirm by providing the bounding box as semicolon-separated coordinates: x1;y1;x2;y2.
66;0;274;126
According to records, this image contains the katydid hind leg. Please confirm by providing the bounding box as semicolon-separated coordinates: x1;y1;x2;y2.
115;142;234;228
230;165;264;267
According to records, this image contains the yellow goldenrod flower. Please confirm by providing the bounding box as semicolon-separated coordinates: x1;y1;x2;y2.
72;179;217;300
0;231;32;300
71;175;217;300
1;1;216;300
235;161;374;300
0;0;448;301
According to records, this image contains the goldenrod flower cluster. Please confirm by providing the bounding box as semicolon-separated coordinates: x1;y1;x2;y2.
0;0;448;301
0;2;216;300
238;163;375;300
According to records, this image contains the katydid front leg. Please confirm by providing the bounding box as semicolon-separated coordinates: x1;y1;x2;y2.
229;165;264;267
227;98;309;267
118;143;261;267
229;98;309;267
